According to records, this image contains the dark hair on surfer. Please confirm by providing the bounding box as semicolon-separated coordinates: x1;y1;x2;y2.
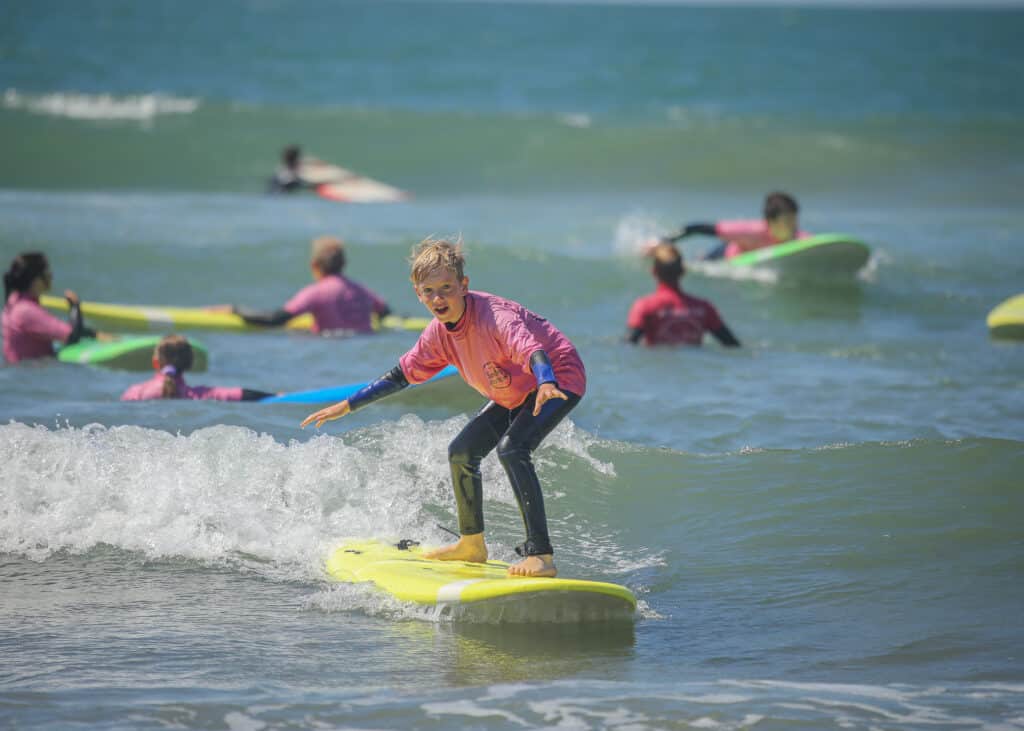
763;192;799;221
649;242;684;284
154;334;194;399
311;236;346;275
282;144;301;169
4;252;50;302
409;236;466;285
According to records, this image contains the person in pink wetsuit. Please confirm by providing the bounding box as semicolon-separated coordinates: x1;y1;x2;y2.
232;236;391;334
668;191;809;260
3;252;98;364
121;334;274;402
301;238;585;578
628;243;740;347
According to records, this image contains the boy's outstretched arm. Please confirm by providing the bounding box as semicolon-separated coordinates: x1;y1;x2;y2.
711;324;741;347
300;365;410;428
665;222;717;242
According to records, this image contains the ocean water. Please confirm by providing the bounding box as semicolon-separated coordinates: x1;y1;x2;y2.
2;2;1024;729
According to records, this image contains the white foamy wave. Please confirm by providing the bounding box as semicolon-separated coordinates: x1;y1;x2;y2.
0;418;627;583
613;212;668;257
3;89;200;121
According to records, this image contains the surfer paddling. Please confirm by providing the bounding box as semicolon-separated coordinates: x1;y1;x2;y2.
300;237;586;578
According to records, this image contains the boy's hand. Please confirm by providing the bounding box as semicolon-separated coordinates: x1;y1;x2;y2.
301;400;351;429
533;383;568;416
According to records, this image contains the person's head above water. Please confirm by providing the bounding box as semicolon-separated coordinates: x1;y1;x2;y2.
409;237;469;326
649;242;685;285
763;191;799;242
153;334;194;398
4;252;52;301
282;144;301;170
310;236;346;277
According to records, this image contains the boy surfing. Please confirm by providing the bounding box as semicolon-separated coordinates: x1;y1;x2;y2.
301;238;585;578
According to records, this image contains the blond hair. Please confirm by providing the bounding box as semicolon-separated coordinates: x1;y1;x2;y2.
311;236;346;275
409;236;465;284
154;334;194;398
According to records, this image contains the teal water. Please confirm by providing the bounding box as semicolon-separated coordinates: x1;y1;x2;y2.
2;2;1024;729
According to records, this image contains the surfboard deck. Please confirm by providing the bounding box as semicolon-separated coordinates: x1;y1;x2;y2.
40;295;429;334
299;157;410;203
326;539;637;623
57;335;209;371
987;293;1024;340
726;233;870;277
262;365;460;404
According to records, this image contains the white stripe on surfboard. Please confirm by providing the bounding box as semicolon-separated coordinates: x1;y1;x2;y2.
436;579;486;604
136;307;175;329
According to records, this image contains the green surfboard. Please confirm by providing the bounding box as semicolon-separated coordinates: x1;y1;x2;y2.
58;336;209;371
726;233;871;278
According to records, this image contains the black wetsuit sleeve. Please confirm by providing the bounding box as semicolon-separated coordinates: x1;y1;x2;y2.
678;223;717;238
64;299;90;345
348;365;410;412
711;324;740;347
233;306;294;327
240;389;277;401
627;327;644;345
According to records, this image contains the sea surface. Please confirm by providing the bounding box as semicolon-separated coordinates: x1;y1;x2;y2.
2;2;1023;729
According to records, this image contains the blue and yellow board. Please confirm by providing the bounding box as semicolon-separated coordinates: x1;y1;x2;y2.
326;539;637;623
987;294;1024;340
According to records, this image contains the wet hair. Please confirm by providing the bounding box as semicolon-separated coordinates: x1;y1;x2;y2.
763;192;799;221
311;236;346;275
282;144;301;169
409;236;465;284
154;334;194;399
4;252;49;301
650;242;684;284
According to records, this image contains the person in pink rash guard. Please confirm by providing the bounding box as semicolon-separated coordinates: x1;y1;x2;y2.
3;252;98;364
628;243;740;347
230;236;390;334
121;334;274;402
301;238;585;579
667;191;809;260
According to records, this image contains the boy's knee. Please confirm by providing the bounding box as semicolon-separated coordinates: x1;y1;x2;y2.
496;434;529;465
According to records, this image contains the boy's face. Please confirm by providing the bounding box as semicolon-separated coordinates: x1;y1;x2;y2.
415;267;469;325
768;212;798;242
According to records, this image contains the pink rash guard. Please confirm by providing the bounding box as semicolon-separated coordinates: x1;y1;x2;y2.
399;290;586;409
2;292;73;363
120;373;243;402
283;273;389;334
715;219;810;259
627;282;725;346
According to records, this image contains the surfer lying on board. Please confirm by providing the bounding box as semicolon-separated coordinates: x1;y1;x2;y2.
267;144;306;193
666;191;809;261
3;252;107;364
301;237;586;578
215;236;391;335
628;243;740;347
121;334;275;401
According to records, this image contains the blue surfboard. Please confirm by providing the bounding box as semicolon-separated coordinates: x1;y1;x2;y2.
261;365;459;404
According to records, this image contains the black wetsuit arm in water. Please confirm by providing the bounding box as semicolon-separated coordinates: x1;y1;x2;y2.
232;306;294;327
240;389;277;401
667;222;717;242
711;324;741;347
626;327;644;345
347;365;410;412
63;299;96;346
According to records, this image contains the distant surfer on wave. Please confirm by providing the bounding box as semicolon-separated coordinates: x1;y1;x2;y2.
627;242;740;347
3;252;104;364
267;144;307;194
667;191;809;261
301;237;585;578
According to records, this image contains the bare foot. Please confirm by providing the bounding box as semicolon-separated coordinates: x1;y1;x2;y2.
508;554;557;578
423;534;488;563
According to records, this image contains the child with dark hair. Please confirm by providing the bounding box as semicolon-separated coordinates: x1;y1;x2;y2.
3;252;98;364
121;335;274;402
668;191;809;260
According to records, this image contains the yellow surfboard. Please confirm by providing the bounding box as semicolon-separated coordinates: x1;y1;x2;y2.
40;295;430;334
326;539;637;623
987;293;1024;340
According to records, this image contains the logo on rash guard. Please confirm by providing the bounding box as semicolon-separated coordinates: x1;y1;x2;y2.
483;362;512;389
